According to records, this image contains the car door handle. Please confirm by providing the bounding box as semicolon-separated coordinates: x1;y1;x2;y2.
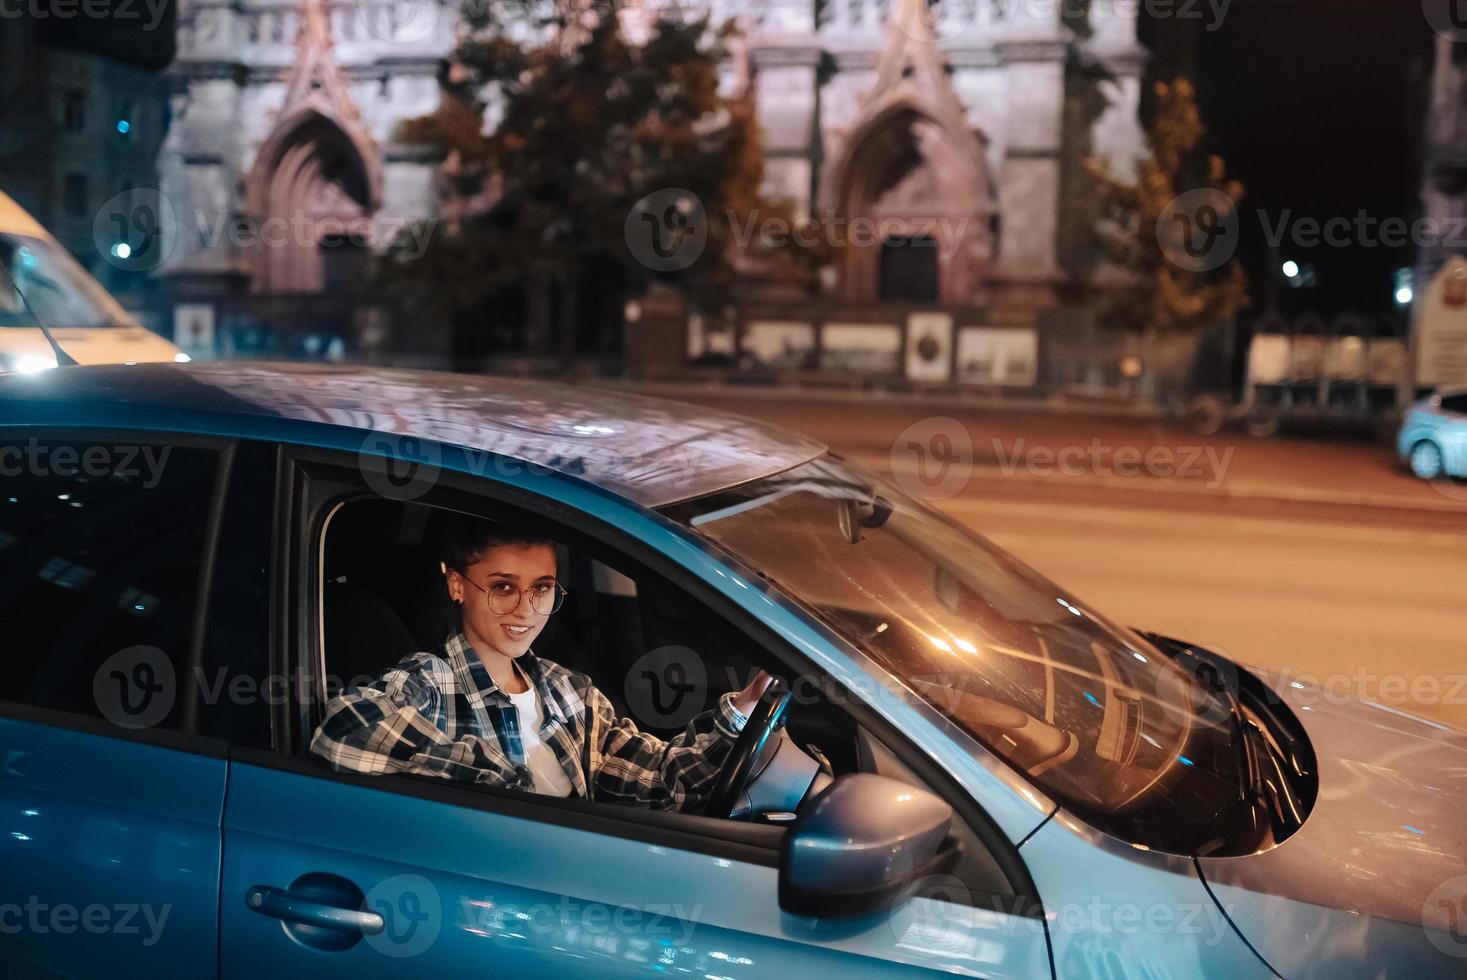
245;884;385;935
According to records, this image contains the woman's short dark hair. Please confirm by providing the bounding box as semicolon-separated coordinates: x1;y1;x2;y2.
433;511;557;573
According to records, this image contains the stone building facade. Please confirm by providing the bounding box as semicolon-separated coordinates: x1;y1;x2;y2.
1;22;171;303
161;0;1148;383
1412;35;1467;393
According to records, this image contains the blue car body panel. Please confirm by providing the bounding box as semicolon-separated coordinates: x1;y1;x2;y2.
220;762;1054;978
1019;814;1276;979
0;718;225;978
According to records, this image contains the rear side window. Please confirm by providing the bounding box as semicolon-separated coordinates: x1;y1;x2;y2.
0;437;218;730
1440;394;1467;415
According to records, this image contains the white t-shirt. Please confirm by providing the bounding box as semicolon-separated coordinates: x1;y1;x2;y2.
507;682;575;798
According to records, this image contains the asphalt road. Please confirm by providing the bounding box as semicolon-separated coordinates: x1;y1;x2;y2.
637;387;1467;732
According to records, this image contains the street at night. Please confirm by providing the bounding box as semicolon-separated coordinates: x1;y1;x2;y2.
5;0;1467;976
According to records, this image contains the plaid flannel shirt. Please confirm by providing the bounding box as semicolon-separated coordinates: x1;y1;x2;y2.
310;632;746;811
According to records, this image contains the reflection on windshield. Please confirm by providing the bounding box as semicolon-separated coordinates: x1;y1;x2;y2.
670;456;1268;856
0;234;136;330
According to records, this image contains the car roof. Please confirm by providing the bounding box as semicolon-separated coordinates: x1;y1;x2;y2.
0;361;826;508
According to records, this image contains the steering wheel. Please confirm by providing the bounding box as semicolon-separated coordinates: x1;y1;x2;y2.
699;677;792;818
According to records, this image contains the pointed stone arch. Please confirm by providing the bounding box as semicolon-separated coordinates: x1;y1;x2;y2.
822;98;992;304
246;107;380;293
818;0;994;304
242;0;382;294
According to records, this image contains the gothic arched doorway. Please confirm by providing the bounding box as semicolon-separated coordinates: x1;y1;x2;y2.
825;104;991;306
246;109;379;295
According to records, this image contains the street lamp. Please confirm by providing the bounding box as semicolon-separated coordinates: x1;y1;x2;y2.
1393;267;1413;307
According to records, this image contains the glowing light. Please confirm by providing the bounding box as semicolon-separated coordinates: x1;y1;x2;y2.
928;635;953;653
174;352;192;363
13;355;57;374
1281;260;1300;278
955;638;978;654
116;120;131;134
111;243;132;259
1395;286;1413;306
1177;755;1195;767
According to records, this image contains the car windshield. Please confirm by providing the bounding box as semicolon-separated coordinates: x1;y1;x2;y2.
667;455;1262;855
0;233;136;330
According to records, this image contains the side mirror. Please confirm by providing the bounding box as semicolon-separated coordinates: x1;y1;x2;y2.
778;773;959;918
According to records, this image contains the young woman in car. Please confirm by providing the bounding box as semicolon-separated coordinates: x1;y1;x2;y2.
310;513;772;811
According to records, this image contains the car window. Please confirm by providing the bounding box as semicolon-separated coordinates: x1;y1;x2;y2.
0;233;138;329
1440;393;1467;415
312;498;763;760
297;484;1022;899
0;435;218;729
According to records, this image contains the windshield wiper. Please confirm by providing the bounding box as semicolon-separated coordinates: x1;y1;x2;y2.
1174;641;1306;835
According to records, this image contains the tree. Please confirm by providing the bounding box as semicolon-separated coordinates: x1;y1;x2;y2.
380;0;815;364
1085;77;1249;339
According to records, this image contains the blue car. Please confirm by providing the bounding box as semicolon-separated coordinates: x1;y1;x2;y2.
0;363;1461;979
1399;388;1467;481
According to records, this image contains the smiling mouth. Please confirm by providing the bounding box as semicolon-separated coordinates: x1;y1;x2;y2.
502;624;532;637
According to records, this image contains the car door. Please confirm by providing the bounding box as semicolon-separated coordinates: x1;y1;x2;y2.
0;431;231;979
216;447;1054;980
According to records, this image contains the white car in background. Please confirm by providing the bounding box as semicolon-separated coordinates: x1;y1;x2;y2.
0;190;185;372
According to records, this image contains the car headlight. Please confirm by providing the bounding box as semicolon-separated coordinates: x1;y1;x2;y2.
0;353;59;374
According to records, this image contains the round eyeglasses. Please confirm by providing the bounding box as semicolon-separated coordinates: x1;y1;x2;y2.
457;573;567;616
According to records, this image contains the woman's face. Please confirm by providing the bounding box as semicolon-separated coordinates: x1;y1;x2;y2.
446;542;558;666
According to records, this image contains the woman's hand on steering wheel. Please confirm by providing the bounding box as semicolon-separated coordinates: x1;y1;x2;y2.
732;670;774;720
701;675;791;818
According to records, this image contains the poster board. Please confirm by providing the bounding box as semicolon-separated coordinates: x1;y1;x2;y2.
1415;256;1467;388
742;320;816;371
905;312;953;382
821;323;902;374
956;327;1038;386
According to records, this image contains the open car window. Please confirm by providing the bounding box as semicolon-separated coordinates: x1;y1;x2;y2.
309;493;1014;895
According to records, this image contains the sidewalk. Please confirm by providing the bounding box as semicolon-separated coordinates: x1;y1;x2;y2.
601;380;1467;524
